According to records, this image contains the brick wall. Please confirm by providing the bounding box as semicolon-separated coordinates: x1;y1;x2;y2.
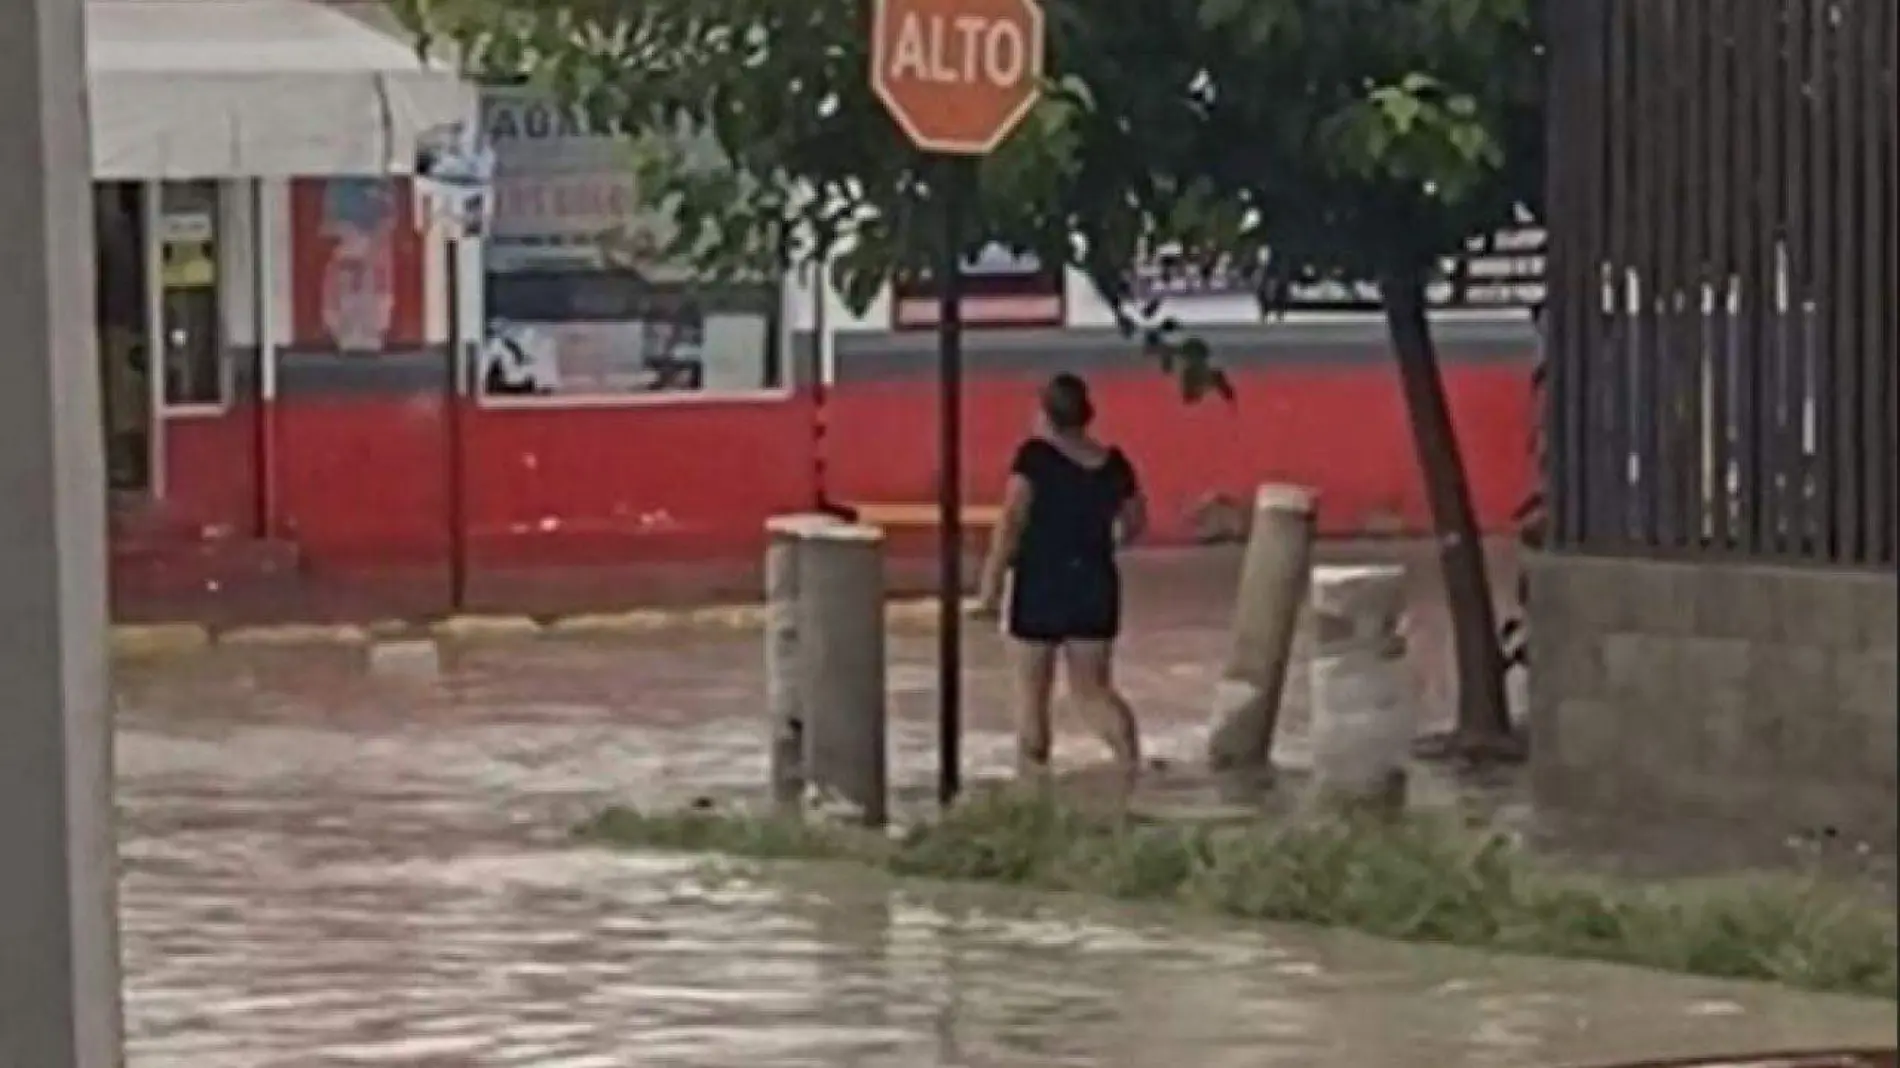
1527;553;1897;849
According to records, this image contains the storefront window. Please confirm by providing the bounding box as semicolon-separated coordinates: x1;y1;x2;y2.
478;87;782;403
480;271;780;401
157;181;226;407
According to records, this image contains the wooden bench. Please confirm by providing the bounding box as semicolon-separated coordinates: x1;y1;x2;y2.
838;502;1006;529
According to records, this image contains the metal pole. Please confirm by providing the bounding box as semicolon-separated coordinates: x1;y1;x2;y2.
810;256;832;511
936;156;968;807
142;178;167;498
254;177;279;537
444;235;468;613
0;0;124;1060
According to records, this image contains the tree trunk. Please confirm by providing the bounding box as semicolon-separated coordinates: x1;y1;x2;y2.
1380;271;1521;760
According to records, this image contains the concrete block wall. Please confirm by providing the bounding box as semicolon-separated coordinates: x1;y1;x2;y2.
1527;552;1897;849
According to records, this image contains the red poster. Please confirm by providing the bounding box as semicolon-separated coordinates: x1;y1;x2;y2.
290;178;425;351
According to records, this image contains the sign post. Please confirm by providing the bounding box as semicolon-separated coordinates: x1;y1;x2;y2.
871;0;1044;805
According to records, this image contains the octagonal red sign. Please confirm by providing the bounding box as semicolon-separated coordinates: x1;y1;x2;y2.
870;0;1046;156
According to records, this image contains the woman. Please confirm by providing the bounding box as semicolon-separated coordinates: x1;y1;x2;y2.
975;373;1146;779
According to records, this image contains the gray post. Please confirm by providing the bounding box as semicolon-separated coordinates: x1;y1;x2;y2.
1307;565;1413;816
1205;484;1317;775
763;514;840;808
0;0;125;1062
792;521;888;827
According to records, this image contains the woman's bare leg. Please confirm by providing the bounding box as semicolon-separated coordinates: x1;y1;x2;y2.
1012;639;1059;777
1061;640;1140;774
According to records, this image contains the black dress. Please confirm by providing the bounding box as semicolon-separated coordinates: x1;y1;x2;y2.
1005;438;1139;644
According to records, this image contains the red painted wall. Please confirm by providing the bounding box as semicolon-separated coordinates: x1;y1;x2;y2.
158;410;258;537
824;363;1531;542
146;359;1529;574
460;397;820;567
273;395;454;565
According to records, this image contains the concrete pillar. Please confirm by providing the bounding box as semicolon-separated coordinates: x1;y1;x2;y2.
0;0;125;1062
765;516;887;826
1205;484;1318;774
1307;565;1413;816
764;514;834;808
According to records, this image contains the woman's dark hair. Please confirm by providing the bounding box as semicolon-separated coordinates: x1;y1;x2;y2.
1040;372;1095;431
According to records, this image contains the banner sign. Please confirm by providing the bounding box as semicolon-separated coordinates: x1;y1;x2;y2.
1131;226;1546;311
892;243;1065;330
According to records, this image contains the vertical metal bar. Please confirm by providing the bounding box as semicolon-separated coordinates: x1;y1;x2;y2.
1706;0;1735;549
1773;0;1809;557
144;179;168;499
1803;0;1836;560
1631;0;1665;546
1657;0;1690;548
445;235;468;613
1829;0;1862;562
1760;0;1788;554
808;258;833;511
1679;0;1711;547
936;156;967;808
1601;0;1637;547
1578;0;1611;549
1548;0;1574;546
1865;0;1895;564
1738;0;1777;554
253;178;278;538
1881;0;1898;566
1545;0;1581;547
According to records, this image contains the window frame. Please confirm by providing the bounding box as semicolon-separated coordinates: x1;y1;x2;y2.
474;266;791;409
149;178;235;419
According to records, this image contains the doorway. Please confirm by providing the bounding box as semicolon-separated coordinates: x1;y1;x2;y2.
95;181;150;498
94;179;232;505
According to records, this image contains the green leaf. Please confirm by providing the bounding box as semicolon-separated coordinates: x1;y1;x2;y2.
1376;89;1426;135
409;0;1539;416
1450;122;1493;163
1201;0;1250;27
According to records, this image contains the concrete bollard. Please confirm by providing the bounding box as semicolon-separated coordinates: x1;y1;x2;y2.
764;515;888;826
1307;565;1413;817
1205;484;1318;774
764;515;828;809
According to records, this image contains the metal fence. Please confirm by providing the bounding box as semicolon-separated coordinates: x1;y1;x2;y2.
1544;0;1896;566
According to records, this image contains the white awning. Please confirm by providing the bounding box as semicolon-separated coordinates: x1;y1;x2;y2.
86;0;476;180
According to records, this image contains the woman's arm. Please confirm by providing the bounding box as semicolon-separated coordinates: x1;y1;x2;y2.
1114;451;1147;546
1117;489;1148;547
976;473;1033;613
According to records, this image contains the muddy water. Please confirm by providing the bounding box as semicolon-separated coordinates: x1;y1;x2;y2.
117;633;1895;1067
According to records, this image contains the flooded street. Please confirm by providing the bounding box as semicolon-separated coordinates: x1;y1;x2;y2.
116;551;1897;1066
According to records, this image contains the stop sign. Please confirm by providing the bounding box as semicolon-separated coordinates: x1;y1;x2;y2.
870;0;1046;156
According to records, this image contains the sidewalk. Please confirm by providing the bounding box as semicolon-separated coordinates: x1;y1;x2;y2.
117;537;1895;891
108;536;1523;637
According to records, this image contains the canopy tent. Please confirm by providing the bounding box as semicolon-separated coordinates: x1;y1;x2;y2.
86;0;475;180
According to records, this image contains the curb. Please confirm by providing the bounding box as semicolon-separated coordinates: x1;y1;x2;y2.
110;623;213;661
109;596;977;663
220;623;373;648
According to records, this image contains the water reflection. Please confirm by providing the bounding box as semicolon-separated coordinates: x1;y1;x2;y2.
114;549;1893;1066
123;839;1895;1067
117;638;1896;1066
